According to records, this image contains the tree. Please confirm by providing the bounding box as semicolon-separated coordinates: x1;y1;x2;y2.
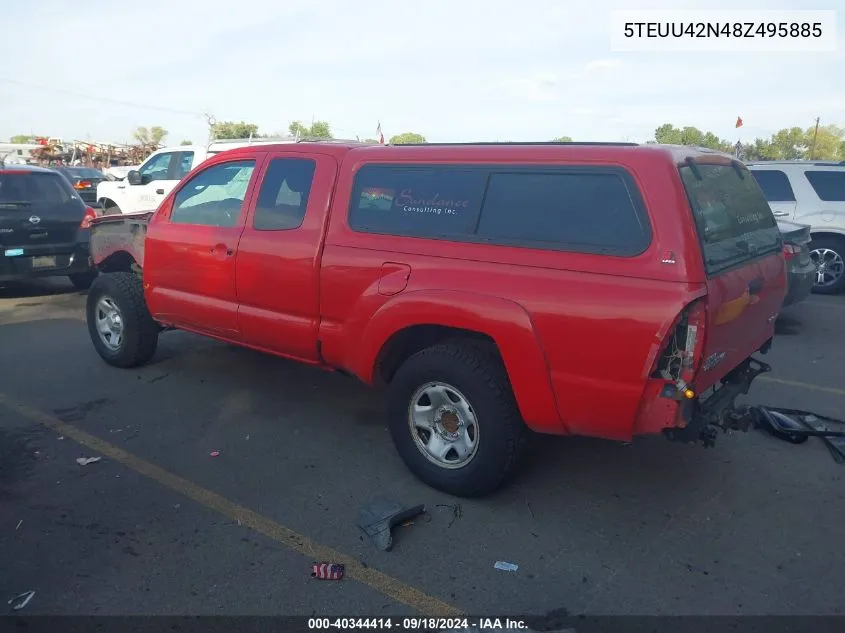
389;132;427;144
551;136;573;142
654;123;733;152
180;140;193;146
211;121;259;140
10;134;38;144
132;126;168;147
806;124;845;160
288;120;333;139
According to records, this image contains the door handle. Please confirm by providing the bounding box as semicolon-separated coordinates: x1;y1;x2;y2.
155;188;165;195
772;211;790;217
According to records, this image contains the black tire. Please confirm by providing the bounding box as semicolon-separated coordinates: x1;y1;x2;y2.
86;272;158;368
809;235;845;295
68;270;98;290
387;342;526;497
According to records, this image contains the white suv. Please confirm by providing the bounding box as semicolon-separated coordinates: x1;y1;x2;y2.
96;137;299;216
748;161;845;294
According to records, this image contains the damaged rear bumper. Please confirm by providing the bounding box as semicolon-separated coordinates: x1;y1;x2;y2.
664;357;772;446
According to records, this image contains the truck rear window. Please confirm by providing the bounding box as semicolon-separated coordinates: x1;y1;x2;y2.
679;162;781;274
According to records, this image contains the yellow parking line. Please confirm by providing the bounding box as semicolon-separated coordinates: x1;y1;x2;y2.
0;393;462;617
758;376;845;398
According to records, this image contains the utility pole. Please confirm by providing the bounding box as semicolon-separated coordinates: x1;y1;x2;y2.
809;117;820;160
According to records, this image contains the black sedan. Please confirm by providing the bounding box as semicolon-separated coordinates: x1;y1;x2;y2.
51;166;107;208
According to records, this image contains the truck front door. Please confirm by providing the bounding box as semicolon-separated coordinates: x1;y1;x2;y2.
144;155;264;337
128;150;195;213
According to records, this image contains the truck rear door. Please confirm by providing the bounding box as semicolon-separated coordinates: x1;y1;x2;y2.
679;158;786;391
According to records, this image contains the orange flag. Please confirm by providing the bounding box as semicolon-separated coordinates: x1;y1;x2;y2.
735;116;744;128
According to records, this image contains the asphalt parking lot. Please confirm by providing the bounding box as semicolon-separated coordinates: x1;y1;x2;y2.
1;279;844;619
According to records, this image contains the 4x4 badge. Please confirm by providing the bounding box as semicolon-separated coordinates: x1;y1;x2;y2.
28;215;41;224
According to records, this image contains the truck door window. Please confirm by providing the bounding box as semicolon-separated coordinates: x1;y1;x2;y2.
175;152;195;180
253;158;316;230
170;160;256;228
138;152;174;184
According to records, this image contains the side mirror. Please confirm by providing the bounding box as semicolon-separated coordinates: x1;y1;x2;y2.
127;170;142;186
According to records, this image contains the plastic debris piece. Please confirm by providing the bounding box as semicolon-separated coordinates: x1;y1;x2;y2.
8;590;35;611
437;503;463;528
358;499;426;551
209;451;221;457
494;561;519;572
57;436;65;441
311;562;344;580
76;457;101;466
15;520;22;531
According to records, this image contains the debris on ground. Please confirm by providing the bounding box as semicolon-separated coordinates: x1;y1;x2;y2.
751;406;845;463
358;499;426;551
494;561;519;572
311;562;344;580
7;590;35;611
57;436;65;441
525;497;535;520
15;520;22;531
209;451;221;457
436;503;463;528
75;457;101;466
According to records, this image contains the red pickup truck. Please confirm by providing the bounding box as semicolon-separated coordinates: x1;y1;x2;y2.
85;141;786;497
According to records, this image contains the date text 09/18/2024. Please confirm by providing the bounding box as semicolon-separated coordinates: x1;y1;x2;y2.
307;617;531;630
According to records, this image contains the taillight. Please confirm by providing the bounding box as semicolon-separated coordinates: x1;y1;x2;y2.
783;244;799;261
80;207;97;229
650;298;708;396
74;180;93;190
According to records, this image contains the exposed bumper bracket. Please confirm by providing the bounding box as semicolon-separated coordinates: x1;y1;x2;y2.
664;357;771;447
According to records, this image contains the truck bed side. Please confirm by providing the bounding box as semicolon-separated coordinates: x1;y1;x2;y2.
89;211;153;269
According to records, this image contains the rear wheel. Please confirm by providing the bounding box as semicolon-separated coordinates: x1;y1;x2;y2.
387;342;526;497
809;235;845;295
69;271;98;290
86;272;158;367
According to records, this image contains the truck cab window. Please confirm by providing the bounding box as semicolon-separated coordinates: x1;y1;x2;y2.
170;160;256;228
253;158;317;230
138;152;174;184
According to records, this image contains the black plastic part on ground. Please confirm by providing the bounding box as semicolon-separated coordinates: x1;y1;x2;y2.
751;406;845;463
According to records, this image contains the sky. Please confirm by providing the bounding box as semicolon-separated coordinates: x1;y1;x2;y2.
0;0;842;147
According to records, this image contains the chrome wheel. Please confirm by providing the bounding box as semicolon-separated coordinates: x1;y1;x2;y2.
94;296;124;351
810;247;845;288
408;381;479;469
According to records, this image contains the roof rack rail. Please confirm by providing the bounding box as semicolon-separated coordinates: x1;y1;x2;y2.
382;141;639;147
208;135;298;145
744;159;845;166
293;137;375;144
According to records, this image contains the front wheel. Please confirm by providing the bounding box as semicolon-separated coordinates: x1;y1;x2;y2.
809;235;845;295
86;272;158;367
387;342;526;497
101;204;122;216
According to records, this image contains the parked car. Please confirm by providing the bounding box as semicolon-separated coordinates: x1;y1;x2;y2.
95;137;302;215
51;166;107;208
84;141;785;497
1;164;99;289
747;161;845;294
777;220;815;307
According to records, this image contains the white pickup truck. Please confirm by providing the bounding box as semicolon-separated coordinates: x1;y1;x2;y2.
96;137;300;214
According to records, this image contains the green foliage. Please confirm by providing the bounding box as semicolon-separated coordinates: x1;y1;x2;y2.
180;140;193;146
132;126;168;146
656;122;845;161
551;136;573;142
288;120;333;139
211;121;259;140
389;132;427;144
10;134;37;144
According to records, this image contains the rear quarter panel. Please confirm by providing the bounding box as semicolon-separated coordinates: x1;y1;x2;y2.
89;212;152;267
319;147;706;440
